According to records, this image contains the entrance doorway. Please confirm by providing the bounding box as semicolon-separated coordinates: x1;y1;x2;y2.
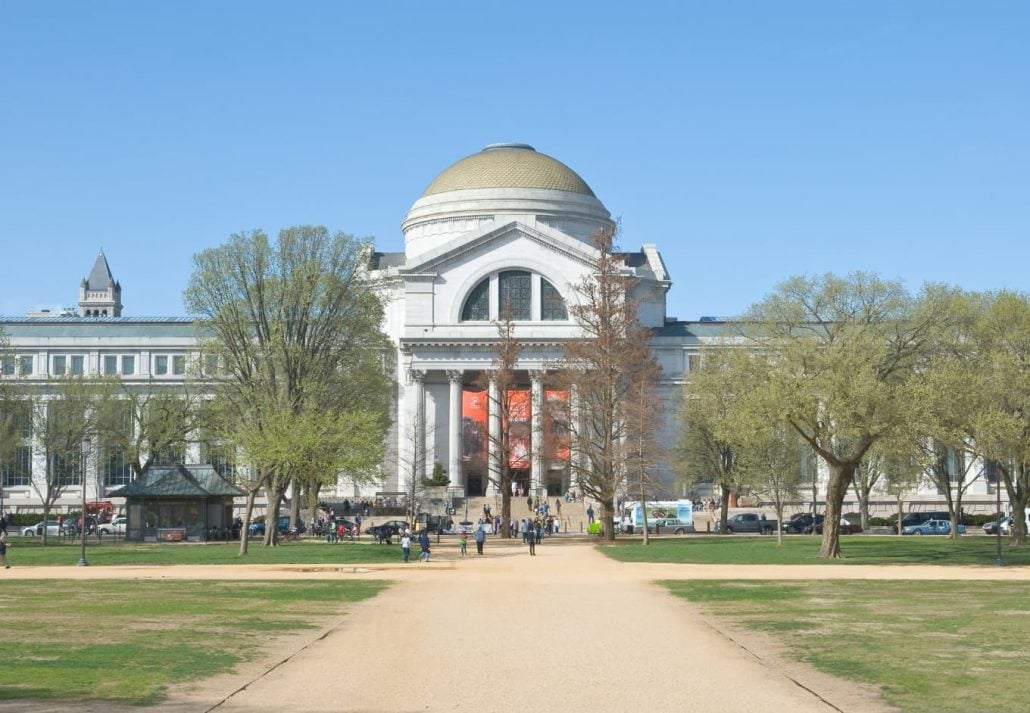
466;474;485;497
510;469;530;496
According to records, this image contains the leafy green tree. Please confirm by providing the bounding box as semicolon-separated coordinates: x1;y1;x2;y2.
972;291;1030;545
736;273;950;558
27;377;106;544
736;427;805;545
185;226;392;554
677;349;745;534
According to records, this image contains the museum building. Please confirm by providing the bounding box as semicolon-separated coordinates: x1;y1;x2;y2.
0;143;998;515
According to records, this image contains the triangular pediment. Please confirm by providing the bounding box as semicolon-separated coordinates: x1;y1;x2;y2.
401;220;600;275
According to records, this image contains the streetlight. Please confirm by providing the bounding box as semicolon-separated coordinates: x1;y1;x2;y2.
78;436;90;567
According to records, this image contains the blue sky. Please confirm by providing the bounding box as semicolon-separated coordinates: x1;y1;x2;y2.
1;2;1027;320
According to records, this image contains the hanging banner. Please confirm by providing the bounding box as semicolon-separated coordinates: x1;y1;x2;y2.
461;389;488;463
507;389;531;469
544;389;571;461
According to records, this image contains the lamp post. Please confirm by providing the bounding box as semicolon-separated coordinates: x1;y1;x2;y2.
78;436;89;567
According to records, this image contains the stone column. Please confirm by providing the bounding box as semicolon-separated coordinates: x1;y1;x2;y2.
530;370;544;495
411;369;426;482
447;370;464;492
488;374;500;495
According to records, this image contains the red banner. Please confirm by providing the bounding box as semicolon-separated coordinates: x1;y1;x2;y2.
461;389;488;463
544;389;570;460
508;390;531;469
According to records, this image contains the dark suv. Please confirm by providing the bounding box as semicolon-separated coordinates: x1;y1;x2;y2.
785;513;823;534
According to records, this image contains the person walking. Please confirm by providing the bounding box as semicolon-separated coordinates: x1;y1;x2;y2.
587;505;595;524
0;533;9;569
527;523;536;556
0;513;7;537
418;530;431;562
474;524;486;555
401;532;411;562
459;531;468;557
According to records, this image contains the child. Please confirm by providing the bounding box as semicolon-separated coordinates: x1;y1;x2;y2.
459;531;468;557
400;532;411;562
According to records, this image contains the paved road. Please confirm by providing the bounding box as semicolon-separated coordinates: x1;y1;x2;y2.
183;542;891;713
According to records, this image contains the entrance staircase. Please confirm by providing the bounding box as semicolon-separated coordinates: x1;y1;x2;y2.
462;495;594;534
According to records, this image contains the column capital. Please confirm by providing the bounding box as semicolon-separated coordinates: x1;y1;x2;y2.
409;369;426;384
446;369;464;383
529;369;546;383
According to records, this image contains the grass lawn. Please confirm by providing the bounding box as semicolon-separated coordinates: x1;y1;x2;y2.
601;535;1030;566
6;538;409;566
0;579;387;705
663;579;1030;713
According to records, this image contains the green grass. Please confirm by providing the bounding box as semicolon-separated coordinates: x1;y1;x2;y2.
6;538;409;566
601;535;1030;566
662;580;1030;713
0;579;387;705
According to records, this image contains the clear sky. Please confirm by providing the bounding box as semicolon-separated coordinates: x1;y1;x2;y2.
1;2;1027;320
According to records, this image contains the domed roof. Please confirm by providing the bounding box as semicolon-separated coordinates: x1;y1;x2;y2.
421;143;595;197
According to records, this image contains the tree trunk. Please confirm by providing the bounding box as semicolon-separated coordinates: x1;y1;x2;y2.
1002;462;1028;546
601;496;616;542
719;483;730;535
238;489;257;556
820;461;856;558
859;491;870;531
774;499;784;546
896;496;904;536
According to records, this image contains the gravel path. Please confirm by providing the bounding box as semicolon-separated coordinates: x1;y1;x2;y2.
6;540;1028;713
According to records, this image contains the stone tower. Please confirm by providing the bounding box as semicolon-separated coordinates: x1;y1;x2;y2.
78;250;122;317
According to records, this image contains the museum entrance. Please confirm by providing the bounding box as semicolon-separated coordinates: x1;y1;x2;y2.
510;469;531;496
466;472;485;497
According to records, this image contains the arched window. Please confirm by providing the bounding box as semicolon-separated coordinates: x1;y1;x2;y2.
461;278;490;321
459;270;570;322
541;278;567;321
499;270;531;320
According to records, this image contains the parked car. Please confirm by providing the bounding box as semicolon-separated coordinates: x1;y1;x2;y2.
983;517;1012;535
785;513;823;534
902;519;965;536
714;513;777;535
814;517;863;535
22;520;61;537
888;511;952;531
98;517;127;535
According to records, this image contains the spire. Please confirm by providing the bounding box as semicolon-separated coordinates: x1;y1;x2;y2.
85;250;115;290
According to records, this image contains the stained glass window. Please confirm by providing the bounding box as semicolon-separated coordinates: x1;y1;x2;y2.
499;270;531;320
461;278;490;321
541;279;567;321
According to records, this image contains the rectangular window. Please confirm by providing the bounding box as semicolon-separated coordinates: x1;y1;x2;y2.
687;354;701;372
1;357;14;375
54;450;82;486
121;355;135;375
172;355;186;375
154;355;168;375
204;354;218;376
71;355;85;375
102;445;133;486
1;445;32;487
103;355;119;375
18;356;33;375
53;355;67;375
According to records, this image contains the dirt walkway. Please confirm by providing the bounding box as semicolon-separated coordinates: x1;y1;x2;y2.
6;541;1028;713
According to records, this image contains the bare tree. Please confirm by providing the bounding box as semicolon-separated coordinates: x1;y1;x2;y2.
475;306;522;538
552;227;658;541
